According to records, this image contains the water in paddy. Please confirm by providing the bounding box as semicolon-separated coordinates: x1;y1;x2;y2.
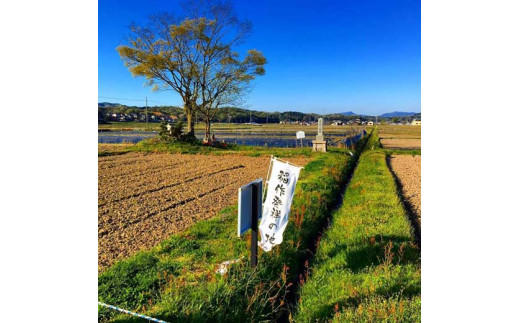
98;131;158;144
98;130;366;147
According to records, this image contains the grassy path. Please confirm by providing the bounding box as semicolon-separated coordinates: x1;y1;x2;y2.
293;130;421;322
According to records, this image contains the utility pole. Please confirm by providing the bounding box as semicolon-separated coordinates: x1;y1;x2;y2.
145;97;148;128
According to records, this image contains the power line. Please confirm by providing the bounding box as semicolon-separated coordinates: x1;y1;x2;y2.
98;96;171;105
98;96;145;102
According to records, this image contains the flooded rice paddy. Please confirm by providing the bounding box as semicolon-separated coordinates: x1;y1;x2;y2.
98;130;366;147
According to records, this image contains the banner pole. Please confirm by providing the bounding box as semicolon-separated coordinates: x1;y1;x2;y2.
272;157;305;170
263;156;274;201
251;183;259;268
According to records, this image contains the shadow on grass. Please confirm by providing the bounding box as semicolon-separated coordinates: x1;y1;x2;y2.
98;150;131;157
385;155;421;249
309;279;421;323
321;235;420;274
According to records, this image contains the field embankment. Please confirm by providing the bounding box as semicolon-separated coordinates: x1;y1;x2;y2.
380;138;421;150
377;125;421;139
98;143;134;156
98;136;369;322
377;124;421;152
98;138;323;158
293;130;421;322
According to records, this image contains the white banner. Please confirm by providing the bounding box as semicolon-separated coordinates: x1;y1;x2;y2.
259;158;302;252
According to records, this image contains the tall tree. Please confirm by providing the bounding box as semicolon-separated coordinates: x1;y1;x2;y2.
198;41;266;140
117;1;266;140
117;14;203;137
185;1;266;141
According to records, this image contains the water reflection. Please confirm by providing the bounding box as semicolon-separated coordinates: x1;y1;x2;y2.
98;130;366;147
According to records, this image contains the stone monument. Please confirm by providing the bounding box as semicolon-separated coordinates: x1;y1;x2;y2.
312;118;327;152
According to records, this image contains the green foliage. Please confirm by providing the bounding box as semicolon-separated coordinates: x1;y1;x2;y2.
171;121;184;140
159;121;172;142
98;137;370;322
293;129;421;322
159;121;186;142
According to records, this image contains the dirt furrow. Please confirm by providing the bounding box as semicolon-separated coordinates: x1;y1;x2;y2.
98;153;311;270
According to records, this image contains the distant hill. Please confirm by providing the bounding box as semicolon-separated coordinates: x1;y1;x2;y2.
98;102;127;108
339;111;357;116
379;111;418;118
99;102;421;123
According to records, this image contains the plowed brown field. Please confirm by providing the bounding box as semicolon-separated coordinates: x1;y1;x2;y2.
98;152;311;270
388;155;421;224
380;139;421;149
377;125;421;139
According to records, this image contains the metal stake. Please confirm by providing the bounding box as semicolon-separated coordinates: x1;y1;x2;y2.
251;183;259;268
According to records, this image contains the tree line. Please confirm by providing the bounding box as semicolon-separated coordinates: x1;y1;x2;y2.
98;104;394;125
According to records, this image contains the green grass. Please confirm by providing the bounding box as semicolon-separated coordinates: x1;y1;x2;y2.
98;206;252;322
99;135;369;322
293;129;421;322
100;137;325;158
383;149;421;156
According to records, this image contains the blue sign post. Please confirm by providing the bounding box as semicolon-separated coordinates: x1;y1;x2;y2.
238;179;263;267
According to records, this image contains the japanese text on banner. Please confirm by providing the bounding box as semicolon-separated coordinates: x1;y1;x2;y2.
258;159;301;252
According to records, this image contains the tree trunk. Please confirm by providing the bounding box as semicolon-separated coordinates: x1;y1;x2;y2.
185;108;196;140
204;116;211;141
186;110;194;134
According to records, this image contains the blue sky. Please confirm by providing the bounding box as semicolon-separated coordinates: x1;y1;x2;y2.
99;0;420;115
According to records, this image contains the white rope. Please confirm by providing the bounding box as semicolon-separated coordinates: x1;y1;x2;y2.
98;302;169;323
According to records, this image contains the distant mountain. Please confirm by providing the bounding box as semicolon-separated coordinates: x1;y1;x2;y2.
379;111;418;118
98;102;422;123
339;111;358;116
99;102;125;108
